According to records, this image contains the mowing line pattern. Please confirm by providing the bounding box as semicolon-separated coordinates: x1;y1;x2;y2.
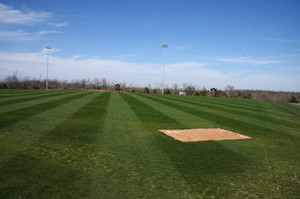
0;92;110;198
140;94;299;139
0;90;75;106
133;93;300;198
0;92;92;129
121;93;251;198
0;92;101;166
0;90;299;198
161;94;299;128
92;92;194;198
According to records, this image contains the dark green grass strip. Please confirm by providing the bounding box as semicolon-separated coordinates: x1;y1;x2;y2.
0;91;74;106
140;94;299;141
172;95;300;123
269;101;300;117
163;95;282;117
0;92;111;198
0;89;39;94
134;94;300;197
150;94;299;128
0;90;50;98
120;93;250;196
0;92;92;130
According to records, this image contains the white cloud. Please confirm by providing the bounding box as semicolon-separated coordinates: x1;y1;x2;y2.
0;29;61;41
0;3;51;25
0;3;65;41
48;22;69;27
215;57;282;65
0;51;299;91
0;30;37;41
37;30;61;35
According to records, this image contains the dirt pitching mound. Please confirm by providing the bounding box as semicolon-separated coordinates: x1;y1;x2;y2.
158;128;251;142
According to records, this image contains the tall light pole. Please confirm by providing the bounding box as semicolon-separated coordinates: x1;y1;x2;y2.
45;47;51;90
161;44;168;95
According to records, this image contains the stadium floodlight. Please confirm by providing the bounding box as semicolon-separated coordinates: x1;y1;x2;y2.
45;47;51;90
161;44;168;94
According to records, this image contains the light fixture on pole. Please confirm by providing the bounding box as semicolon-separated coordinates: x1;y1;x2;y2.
45;47;51;90
161;44;168;95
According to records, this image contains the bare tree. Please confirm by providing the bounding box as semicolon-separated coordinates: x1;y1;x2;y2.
101;78;108;90
224;85;235;97
93;78;101;89
172;83;179;94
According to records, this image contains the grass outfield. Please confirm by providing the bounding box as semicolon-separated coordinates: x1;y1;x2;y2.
0;90;299;198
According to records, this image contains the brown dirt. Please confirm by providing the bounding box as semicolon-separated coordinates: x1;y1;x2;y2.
158;128;252;142
290;103;300;106
82;89;126;92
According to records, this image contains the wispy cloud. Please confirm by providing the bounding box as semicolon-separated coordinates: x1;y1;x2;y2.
0;30;61;41
255;37;300;44
0;51;299;91
284;66;300;71
0;3;51;25
37;30;62;35
214;57;282;65
48;22;69;28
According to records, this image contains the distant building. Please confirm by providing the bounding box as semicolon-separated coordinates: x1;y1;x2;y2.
179;91;186;96
115;84;121;92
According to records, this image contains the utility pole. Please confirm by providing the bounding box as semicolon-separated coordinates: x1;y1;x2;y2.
45;47;51;90
161;44;168;94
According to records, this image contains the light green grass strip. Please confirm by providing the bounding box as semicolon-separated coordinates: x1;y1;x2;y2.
0;91;79;114
0;90;72;103
147;94;300;137
131;94;216;128
0;92;101;168
163;95;299;126
92;92;194;199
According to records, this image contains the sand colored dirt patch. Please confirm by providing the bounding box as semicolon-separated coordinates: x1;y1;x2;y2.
158;128;251;142
290;103;300;106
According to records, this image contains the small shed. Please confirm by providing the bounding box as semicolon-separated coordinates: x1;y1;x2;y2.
115;84;121;92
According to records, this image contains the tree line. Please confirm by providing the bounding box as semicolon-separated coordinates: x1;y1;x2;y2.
0;73;299;103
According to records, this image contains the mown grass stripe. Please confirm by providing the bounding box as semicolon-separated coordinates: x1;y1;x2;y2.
89;92;195;198
0;92;111;198
0;91;74;106
0;92;92;130
0;92;101;168
131;94;215;128
269;100;300;117
130;94;263;162
163;95;284;118
0;90;49;98
0;90;75;102
168;95;288;116
0;91;83;114
120;93;252;198
143;94;300;138
128;93;300;198
153;94;299;128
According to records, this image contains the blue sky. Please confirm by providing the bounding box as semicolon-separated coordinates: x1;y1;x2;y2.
0;0;299;91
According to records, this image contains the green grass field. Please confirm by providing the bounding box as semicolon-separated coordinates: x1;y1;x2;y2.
0;90;299;198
